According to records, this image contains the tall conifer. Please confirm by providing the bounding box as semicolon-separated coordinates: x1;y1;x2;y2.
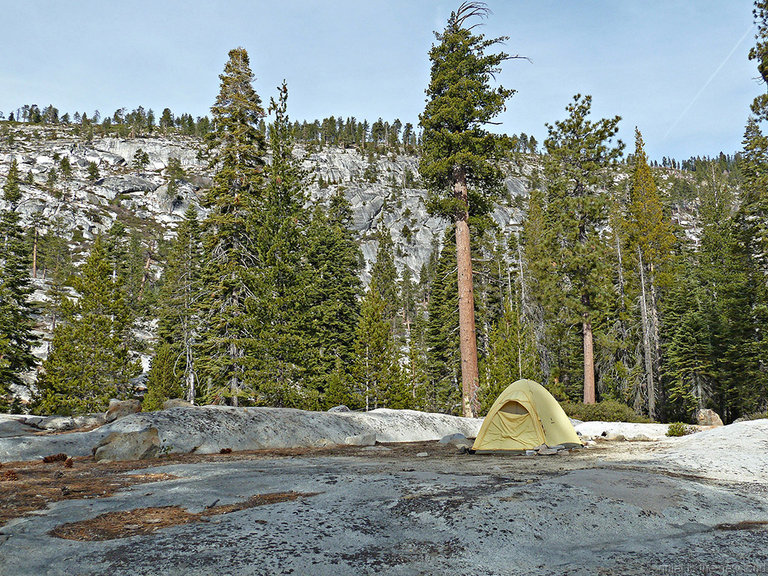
198;47;266;406
146;206;203;408
539;95;623;404
0;159;38;397
626;129;674;418
419;2;519;417
303;192;363;406
37;237;140;414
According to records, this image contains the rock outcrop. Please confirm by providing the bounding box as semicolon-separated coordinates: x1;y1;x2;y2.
0;406;482;462
92;427;160;462
696;408;724;427
105;399;142;423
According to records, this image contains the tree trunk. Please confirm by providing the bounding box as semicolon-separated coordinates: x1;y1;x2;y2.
137;250;153;302
648;264;663;398
638;247;655;419
582;313;595;404
185;332;196;404
32;228;38;278
454;167;479;418
229;340;240;408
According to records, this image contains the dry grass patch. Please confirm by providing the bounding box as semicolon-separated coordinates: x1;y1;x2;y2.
0;457;177;528
49;491;319;541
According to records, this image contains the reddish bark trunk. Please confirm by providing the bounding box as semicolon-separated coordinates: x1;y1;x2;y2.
582;316;595;404
454;168;479;418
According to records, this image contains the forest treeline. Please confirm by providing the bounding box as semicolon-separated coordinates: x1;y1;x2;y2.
1;101;734;170
1;3;768;424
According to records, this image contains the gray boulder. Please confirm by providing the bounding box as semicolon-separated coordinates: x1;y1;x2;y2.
696;408;724;427
92;427;160;462
344;433;376;446
0;417;37;438
41;416;76;432
328;405;351;413
439;433;473;448
163;398;194;409
105;399;142;423
72;413;107;429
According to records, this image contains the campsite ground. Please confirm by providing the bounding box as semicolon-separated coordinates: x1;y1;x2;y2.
2;435;768;576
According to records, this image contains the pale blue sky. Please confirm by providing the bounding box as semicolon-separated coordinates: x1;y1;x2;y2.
1;1;761;161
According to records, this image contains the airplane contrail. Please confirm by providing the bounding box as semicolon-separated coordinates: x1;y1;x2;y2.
663;24;755;141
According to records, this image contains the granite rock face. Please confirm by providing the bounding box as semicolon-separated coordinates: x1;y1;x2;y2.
0;125;529;282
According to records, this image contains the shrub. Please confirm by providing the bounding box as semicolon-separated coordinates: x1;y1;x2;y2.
666;422;695;437
561;399;652;423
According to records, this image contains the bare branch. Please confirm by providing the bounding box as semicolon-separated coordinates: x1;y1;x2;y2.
455;1;491;29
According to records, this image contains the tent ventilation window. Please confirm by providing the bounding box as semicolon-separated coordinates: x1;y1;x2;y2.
500;401;528;415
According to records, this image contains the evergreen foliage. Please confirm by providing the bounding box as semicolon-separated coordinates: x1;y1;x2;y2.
478;301;538;414
132;148;150;171
86;161;99;182
245;81;316;408
198;47;267;406
424;229;461;414
37;236;140;415
302;192;363;407
147;206;203;407
0;159;38;400
419;1;518;417
528;94;623;404
370;229;400;325
419;2;515;219
353;282;404;410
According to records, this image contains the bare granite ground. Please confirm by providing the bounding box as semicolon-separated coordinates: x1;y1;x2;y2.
0;441;766;574
1;413;767;575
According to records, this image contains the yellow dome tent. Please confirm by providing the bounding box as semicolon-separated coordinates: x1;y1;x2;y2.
472;379;582;452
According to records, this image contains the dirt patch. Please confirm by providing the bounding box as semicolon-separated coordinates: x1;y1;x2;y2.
0;457;178;528
716;520;768;531
49;491;319;541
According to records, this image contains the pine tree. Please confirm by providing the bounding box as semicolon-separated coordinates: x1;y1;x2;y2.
0;159;38;399
661;251;710;422
143;342;184;411
626;129;675;418
246;82;316;408
165;157;186;205
147;206;203;408
478;301;539;414
87;161;100;182
539;94;623;404
424;228;461;414
198;47;267;406
132;148;150;171
694;171;755;421
59;156;72;181
734;0;768;416
302;192;363;407
353;283;403;410
369;228;400;328
419;1;519;417
37;236;140;415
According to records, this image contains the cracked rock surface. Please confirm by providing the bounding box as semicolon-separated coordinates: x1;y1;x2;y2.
1;425;767;575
